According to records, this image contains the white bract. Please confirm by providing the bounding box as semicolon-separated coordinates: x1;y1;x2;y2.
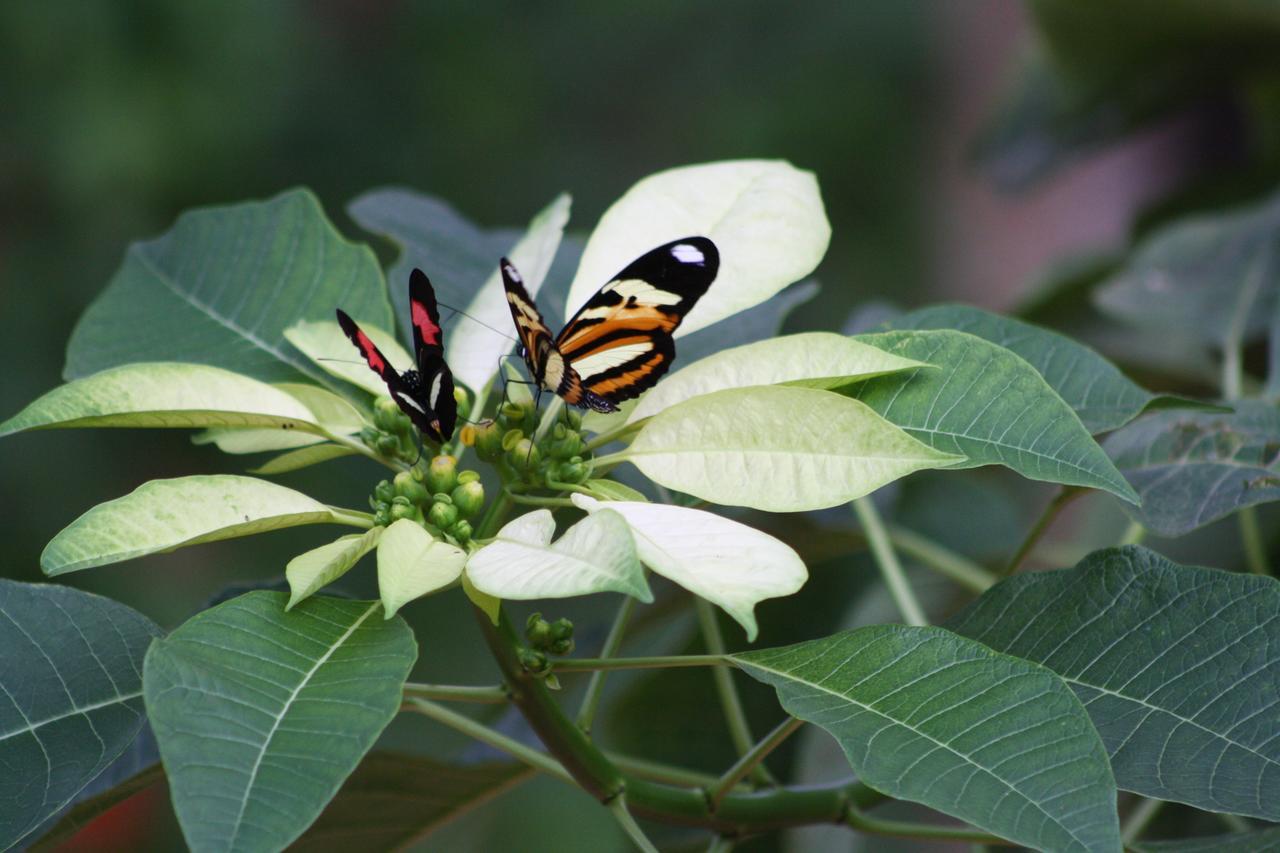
571;494;807;640
466;509;651;602
377;519;468;617
286;527;383;610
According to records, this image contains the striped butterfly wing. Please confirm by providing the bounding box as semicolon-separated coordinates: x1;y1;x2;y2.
554;236;719;407
500;258;556;385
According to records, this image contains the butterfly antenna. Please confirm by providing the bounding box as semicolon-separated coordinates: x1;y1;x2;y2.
316;357;368;366
527;387;544;465
437;302;520;343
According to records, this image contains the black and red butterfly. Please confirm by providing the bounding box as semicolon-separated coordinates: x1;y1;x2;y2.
336;269;457;443
500;236;719;413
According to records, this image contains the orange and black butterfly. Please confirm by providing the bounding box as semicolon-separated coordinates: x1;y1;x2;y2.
500;237;719;413
336;269;457;443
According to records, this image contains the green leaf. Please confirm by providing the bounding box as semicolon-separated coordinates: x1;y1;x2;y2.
465;509;651;603
1095;190;1280;346
676;280;819;366
1132;828;1280;852
193;382;367;455
948;545;1280;820
627;332;927;424
286;527;384;610
290;752;531;852
735;625;1121;852
1104;402;1280;536
285;319;414;398
890;305;1213;433
566;160;830;336
42;474;363;576
144;592;415;853
572;495;806;641
248;443;360;475
462;573;501;626
65;189;391;385
619;385;960;512
0;362;321;438
850;329;1140;503
26;764;166;853
583;479;649;502
376;519;467;617
0;581;162;851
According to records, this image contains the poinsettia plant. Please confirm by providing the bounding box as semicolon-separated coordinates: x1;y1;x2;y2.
1;156;1277;853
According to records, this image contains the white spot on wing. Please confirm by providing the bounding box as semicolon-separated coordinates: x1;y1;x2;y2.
543;349;566;392
395;392;427;414
671;243;704;264
429;373;444;408
606;279;683;306
572;341;653;380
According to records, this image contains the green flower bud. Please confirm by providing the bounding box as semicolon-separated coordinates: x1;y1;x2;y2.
501;429;525;452
451;481;486;518
548;430;585;461
499;402;527;427
373;507;391;528
393;471;429;505
507;439;540;473
525;613;552;648
389;496;418;522
457;469;481;485
549;617;574;642
373;479;396;504
558;457;589;484
453;386;471;421
471;419;504;461
447;519;472;543
360;425;380;447
376;433;400;456
517;647;549;676
427;500;458;529
565;408;583;429
425;455;458;495
549;637;575;656
374;397;406;432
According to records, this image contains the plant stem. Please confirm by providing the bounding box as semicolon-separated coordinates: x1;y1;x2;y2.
1121;797;1164;845
1239;507;1269;574
706;835;735;853
885;523;996;593
327;506;376;529
853;498;927;626
1002;488;1075;576
476;489;515;539
608;795;660;853
402;682;509;703
584;420;644;453
577;595;637;733
554;654;727;672
402;697;572;784
696;598;774;786
708;716;804;808
845;805;1011;845
535;397;566;444
1119;520;1147;547
605;751;724;789
325;430;406;473
1217;812;1251;833
506;490;576;508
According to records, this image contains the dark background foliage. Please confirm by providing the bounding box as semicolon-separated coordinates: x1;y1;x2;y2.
4;2;1277;850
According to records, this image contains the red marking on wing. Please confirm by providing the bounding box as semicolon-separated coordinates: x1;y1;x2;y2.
411;300;441;346
356;330;386;373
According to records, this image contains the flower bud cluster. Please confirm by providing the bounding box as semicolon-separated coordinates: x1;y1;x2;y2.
369;454;485;544
361;388;470;462
525;612;575;656
459;403;593;489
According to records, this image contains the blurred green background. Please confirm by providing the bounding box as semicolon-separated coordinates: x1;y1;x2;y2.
4;1;1276;850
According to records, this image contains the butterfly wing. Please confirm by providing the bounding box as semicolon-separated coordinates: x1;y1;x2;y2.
406;269;457;441
336;308;402;390
500;258;556;385
408;268;444;362
554;237;719;407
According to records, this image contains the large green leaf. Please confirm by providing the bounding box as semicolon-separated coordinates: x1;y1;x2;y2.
565;160;830;336
572;495;806;640
65;189;391;385
144;592;416;853
620;385;960;512
628;332;926;423
290;752;531;852
191;384;367;455
890;305;1210;433
465;509;651;603
0;362;322;438
42;475;364;576
735;625;1121;852
1133;828;1280;852
849;329;1140;503
1095;190;1280;347
676;280;819;366
1104;402;1280;535
948;545;1280;820
0;581;161;850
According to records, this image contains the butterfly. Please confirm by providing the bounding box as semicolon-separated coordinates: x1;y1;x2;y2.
500;236;719;413
336;269;457;443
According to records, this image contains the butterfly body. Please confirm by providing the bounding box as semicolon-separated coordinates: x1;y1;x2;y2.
501;236;719;413
336;269;456;443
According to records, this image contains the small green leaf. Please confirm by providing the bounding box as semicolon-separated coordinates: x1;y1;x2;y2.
376;519;467;617
891;305;1215;433
0;581;161;851
735;625;1121;852
285;319;413;398
466;509;651;602
949;545;1280;820
566;160;830;336
286;527;384;609
248;443;360;475
621;385;960;512
572;494;806;640
42;474;362;575
193;382;367;454
291;752;531;852
0;362;320;438
462;573;501;626
1105;401;1280;535
144;592;416;853
65;189;392;384
850;329;1140;503
627;332;927;423
584;479;649;502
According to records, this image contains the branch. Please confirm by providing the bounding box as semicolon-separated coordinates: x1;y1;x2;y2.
554;654;727;673
708;716;804;809
402;682;509;704
853;497;926;625
576;595;637;733
696;599;774;786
